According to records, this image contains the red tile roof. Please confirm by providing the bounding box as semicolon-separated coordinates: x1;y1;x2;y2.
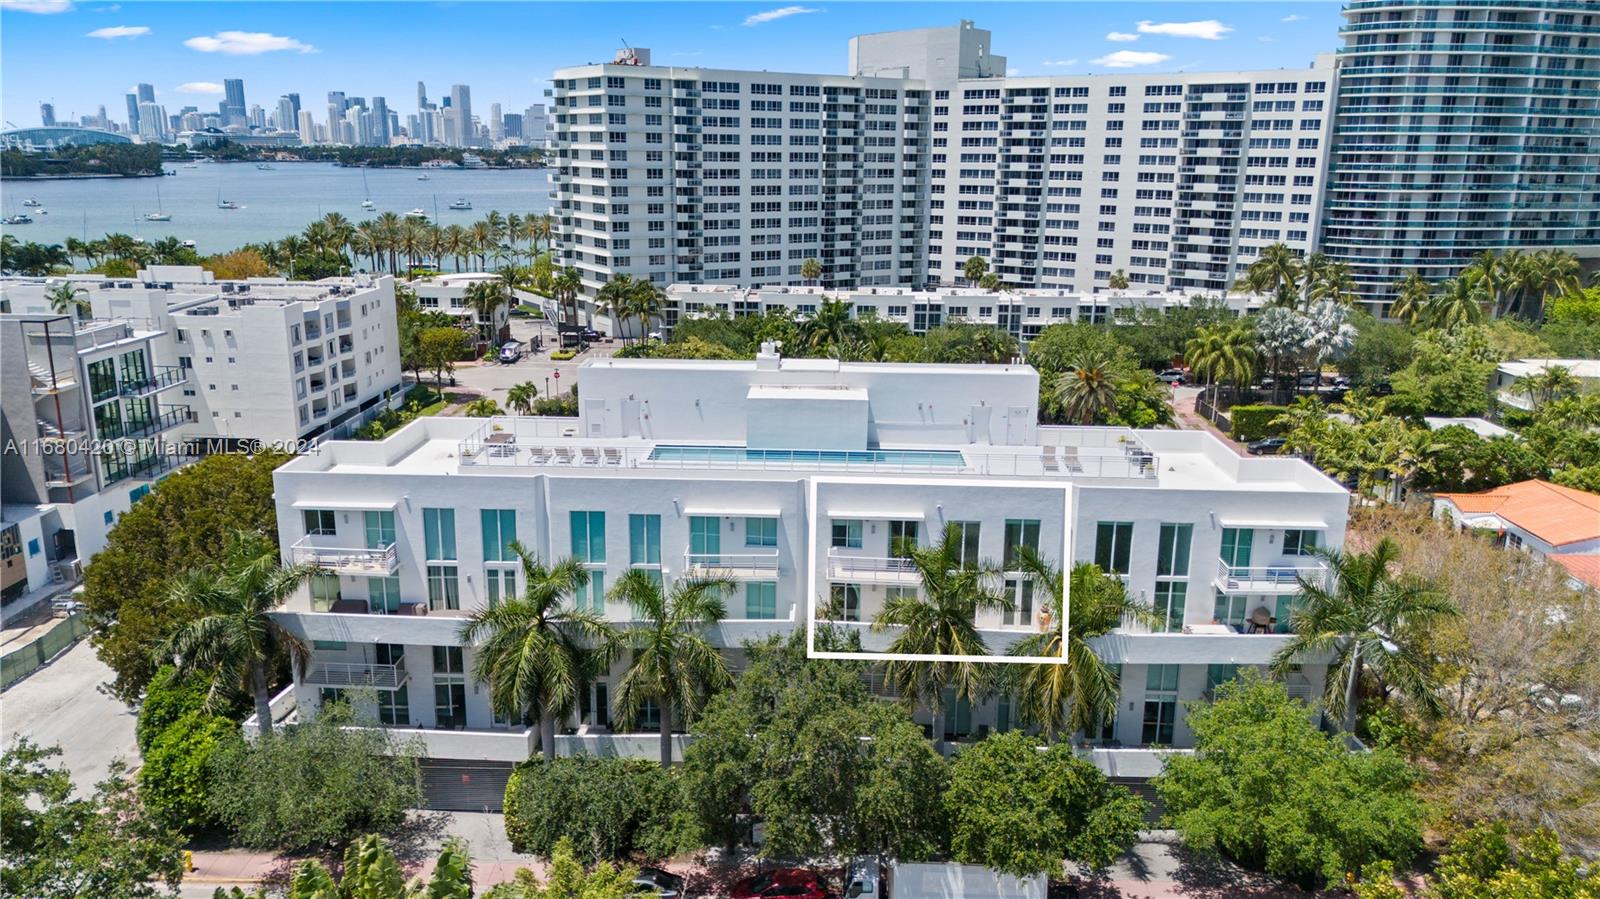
1436;480;1600;549
1551;554;1600;590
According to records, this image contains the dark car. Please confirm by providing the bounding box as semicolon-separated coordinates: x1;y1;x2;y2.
1247;436;1288;455
631;866;684;897
1157;369;1186;385
731;868;830;899
581;327;607;342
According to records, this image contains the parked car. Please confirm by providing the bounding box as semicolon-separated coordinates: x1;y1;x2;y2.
731;868;830;899
1247;436;1288;455
581;327;607;343
631;866;684;897
1157;369;1186;385
497;340;524;363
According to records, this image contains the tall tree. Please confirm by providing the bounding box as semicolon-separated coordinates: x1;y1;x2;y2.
1054;345;1126;425
1186;324;1257;406
1235;242;1303;308
1388;271;1432;326
963;255;989;286
799;257;822;285
45;282;91;320
609;569;737;767
162;530;319;737
459;545;614;760
1271;538;1457;732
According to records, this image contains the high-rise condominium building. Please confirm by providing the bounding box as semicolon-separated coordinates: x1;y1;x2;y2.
39;103;55;127
136;83;154;104
450;84;473;146
125;93;140;133
489;102;504;142
549;22;1335;298
223;78;247;124
1321;0;1600;312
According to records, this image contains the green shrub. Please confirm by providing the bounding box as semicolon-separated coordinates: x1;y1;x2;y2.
550;350;576;361
503;756;683;862
1229;404;1290;442
138;710;234;830
136;666;209;754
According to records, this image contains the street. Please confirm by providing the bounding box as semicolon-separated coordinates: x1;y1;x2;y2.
443;316;617;411
0;639;138;793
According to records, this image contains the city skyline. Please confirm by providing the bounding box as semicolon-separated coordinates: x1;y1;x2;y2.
1;2;1344;124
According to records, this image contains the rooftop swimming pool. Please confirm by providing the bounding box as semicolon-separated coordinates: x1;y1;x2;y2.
647;445;968;468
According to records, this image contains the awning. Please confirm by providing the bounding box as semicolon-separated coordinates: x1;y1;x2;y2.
1217;517;1328;530
828;510;927;520
291;499;399;511
681;506;782;518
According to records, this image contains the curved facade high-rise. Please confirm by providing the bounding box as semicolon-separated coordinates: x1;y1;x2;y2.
1322;0;1600;312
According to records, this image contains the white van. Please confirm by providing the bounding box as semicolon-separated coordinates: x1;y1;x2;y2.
497;340;524;363
845;858;1045;899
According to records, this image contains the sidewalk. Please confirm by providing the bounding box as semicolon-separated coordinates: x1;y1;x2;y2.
1171;388;1249;457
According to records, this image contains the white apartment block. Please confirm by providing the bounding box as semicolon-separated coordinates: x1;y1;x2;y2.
665;284;1266;339
549;22;1335;300
269;348;1345;776
2;267;405;446
407;272;520;341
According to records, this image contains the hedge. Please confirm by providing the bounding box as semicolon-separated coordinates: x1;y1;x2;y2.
503;756;685;862
1229;404;1290;442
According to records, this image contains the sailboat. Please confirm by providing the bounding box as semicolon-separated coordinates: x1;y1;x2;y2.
216;176;240;210
145;181;172;221
360;167;375;210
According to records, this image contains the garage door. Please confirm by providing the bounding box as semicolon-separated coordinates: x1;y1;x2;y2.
420;759;514;812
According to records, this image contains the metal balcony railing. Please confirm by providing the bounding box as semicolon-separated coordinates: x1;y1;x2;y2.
302;657;407;690
118;365;185;397
683;551;781;574
288;538;399;575
1214;558;1329;593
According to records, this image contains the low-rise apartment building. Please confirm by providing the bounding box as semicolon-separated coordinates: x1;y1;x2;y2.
269;347;1346;778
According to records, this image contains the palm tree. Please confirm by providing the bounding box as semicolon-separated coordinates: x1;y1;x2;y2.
553;266;583;332
1301;300;1357;389
1427;274;1488;331
1378;427;1444;504
1055;346;1125;424
1107;269;1130;290
596;274;637;343
1388;271;1432;326
45;282;91;320
1235;243;1302;308
800;297;858;351
1271;395;1331;462
506;381;539;415
873;522;1011;739
963;255;989;287
609;569;736;767
1464;249;1517;319
1512;364;1580;411
529;213;553;255
1307;261;1358;306
162;531;320;736
1270;538;1456;732
468;221;496;270
979;272;1003;292
373;212;404;274
800;257;822;285
463;279;508;349
459;545;614;760
629;277;665;342
463;397;501;417
1186;324;1257;407
1007;552;1152;739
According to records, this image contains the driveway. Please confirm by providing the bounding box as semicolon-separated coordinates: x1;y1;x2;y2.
1;639;138;792
446;317;619;411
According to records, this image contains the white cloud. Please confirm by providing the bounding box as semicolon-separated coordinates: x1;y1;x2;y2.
742;5;818;26
1105;31;1139;42
1006;67;1021;76
1136;19;1233;40
90;3;120;10
1;0;74;13
1041;58;1079;68
86;24;147;38
176;81;225;95
1092;50;1172;68
1281;14;1304;22
183;30;317;55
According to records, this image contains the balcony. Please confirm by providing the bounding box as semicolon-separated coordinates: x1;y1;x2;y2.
119;365;186;398
288;537;399;575
100;405;188;440
682;551;780;579
828;550;920;584
301;657;407;690
1213;558;1328;594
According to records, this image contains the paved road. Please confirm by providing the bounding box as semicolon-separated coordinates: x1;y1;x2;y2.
443;317;618;411
1;639;138;792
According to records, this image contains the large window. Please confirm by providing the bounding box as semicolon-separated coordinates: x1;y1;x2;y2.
423;508;456;560
1153;582;1187;632
481;509;517;561
432;646;466;729
379;685;410;726
1156;523;1193;578
577;570;605;613
689;516;721;562
368;576;401;613
485;568;516;607
309;573;341;611
570;511;606;563
745;581;777;619
1094;521;1133;575
364;510;395;549
303;509;336;537
952;521;982;569
1215;590;1249;631
87;358;118;402
1205;663;1240;699
887;519;919;558
426;564;459;611
745;517;778;548
1142;664;1179;744
830;583;861;621
831;519;863;549
1220;527;1253;569
1003;577;1035;627
629;514;661;565
1003;519;1041;570
1283;529;1320;557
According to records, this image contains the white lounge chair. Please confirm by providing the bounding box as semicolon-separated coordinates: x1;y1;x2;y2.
603;448;623;466
553;447;575;464
580;447;601;465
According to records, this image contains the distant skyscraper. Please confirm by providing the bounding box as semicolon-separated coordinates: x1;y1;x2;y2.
136;101;166;142
449;84;472;146
96;104;108;130
502;112;523;140
326;91;347;140
39;102;55;127
276;96;296;132
125;92;141;132
136;83;155;103
417;81;428;111
287;93;301;122
489;102;503;142
248;104;266;130
370;96;390;146
523;103;547;145
223;78;247;123
297;109;317;145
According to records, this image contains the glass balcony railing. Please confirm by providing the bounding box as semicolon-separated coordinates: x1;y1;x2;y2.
118;365;185;397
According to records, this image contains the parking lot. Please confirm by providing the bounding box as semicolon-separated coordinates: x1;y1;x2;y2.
447;315;619;410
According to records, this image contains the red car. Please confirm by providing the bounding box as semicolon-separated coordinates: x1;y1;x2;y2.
730;868;831;899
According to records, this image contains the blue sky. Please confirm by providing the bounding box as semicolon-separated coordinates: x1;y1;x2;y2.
2;1;1344;127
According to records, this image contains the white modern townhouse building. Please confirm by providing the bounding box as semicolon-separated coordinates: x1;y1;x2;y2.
2;267;406;447
1323;0;1600;309
0;311;186;567
664;284;1267;340
268;347;1346;798
548;22;1336;301
549;15;1599;315
406;272;519;345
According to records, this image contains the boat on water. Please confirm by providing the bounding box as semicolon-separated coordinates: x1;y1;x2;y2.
145;182;172;221
255;163;274;170
21;198;41;207
183;163;200;169
361;199;376;210
405;208;429;219
416;173;430;181
218;200;240;210
448;198;472;210
360;168;375;209
2;214;33;225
